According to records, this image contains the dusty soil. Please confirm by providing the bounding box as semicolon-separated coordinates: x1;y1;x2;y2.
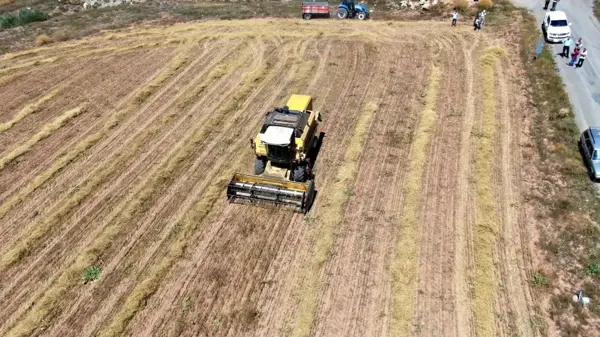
0;18;543;337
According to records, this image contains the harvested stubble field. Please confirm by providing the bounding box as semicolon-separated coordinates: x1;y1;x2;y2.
0;18;543;336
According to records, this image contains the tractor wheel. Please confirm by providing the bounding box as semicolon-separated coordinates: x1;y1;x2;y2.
357;12;367;20
303;13;312;20
292;165;307;182
254;158;266;175
337;8;349;19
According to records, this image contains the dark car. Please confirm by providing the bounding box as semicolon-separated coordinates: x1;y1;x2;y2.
579;127;600;180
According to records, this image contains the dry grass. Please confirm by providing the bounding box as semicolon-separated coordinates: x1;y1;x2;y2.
0;129;103;220
454;0;470;12
0;57;58;76
1;51;239;337
0;88;60;133
98;178;227;337
35;34;53;46
472;46;506;337
292;102;378;337
135;52;189;104
96;51;267;336
0;51;189;222
390;66;441;336
51;30;72;42
477;0;494;9
0;106;85;171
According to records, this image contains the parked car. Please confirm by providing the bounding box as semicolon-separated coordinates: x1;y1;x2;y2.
541;11;572;43
579;127;600;181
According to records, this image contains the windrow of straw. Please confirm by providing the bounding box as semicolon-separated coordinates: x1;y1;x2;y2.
471;46;506;337
390;66;441;336
292;102;378;337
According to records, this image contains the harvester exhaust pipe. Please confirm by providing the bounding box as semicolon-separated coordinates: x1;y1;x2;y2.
227;173;316;213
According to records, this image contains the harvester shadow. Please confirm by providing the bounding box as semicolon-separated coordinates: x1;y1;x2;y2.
308;131;326;173
304;131;326;214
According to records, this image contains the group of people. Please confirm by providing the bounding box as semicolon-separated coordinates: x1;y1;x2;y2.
450;9;487;30
543;0;560;11
561;37;588;68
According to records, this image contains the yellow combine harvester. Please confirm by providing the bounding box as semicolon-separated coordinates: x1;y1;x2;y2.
227;94;322;213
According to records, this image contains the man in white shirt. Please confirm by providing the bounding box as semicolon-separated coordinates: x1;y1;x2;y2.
576;48;588;68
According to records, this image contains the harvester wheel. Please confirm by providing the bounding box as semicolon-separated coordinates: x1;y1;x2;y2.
254;158;266;175
303;13;312;20
292;165;307;182
357;12;366;20
336;8;348;19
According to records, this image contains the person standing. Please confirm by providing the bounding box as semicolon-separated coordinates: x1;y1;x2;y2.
562;37;573;58
575;38;583;52
576;48;588;68
551;0;559;10
544;0;551;9
452;10;458;26
568;48;580;67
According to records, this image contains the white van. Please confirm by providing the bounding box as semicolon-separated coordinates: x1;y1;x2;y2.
542;11;572;43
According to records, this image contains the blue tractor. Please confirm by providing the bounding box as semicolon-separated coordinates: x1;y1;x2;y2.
336;0;370;20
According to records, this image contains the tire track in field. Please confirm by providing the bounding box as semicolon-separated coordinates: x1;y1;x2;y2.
0;43;219;246
278;41;380;337
181;40;368;337
0;47;194;254
0;48;161;150
0;51;158;177
454;33;480;337
42;49;259;335
0;43;230;330
50;38;279;337
0;58;91;115
292;99;379;337
92;38;303;337
259;40;380;337
250;39;360;337
311;44;403;337
126;38;312;337
0;88;61;133
413;39;463;337
0;106;86;171
0;43;254;337
390;63;441;337
495;56;536;337
313;41;428;337
0;47;186;232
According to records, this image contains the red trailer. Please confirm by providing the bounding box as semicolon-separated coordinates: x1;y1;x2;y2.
302;1;330;20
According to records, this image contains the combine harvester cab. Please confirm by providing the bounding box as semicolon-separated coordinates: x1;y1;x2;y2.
227;94;322;214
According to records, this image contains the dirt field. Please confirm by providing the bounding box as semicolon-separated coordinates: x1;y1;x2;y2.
0;18;542;336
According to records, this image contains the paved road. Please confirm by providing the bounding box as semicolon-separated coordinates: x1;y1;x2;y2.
513;0;600;130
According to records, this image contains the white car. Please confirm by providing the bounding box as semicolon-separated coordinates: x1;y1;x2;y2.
542;11;572;43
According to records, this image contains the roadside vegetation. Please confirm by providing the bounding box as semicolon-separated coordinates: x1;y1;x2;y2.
0;8;48;29
506;0;600;333
0;0;299;53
